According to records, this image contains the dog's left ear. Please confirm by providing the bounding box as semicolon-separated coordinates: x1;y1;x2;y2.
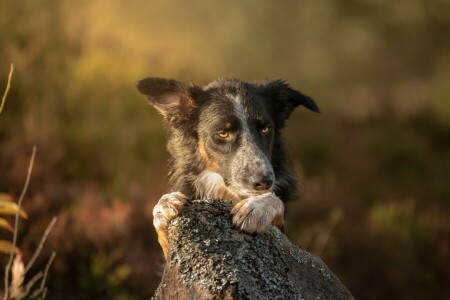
260;80;319;127
136;77;202;122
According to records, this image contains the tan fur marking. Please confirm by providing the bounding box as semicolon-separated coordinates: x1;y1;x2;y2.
156;228;170;259
152;192;188;259
198;139;219;171
272;214;285;231
217;186;241;203
196;140;241;203
194;171;241;203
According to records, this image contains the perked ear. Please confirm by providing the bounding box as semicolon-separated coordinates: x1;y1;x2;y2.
136;77;201;122
260;80;319;127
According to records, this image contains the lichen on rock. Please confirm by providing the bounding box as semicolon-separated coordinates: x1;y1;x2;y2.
154;199;354;300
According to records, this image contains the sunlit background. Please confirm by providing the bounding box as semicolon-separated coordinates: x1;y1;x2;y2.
1;0;449;299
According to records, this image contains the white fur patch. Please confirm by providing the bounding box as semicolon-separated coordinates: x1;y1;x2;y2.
229;94;250;136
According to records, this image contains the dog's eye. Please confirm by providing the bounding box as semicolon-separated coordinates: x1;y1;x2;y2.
217;130;229;139
261;125;270;134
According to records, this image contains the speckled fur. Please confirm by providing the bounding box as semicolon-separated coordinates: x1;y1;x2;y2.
137;77;319;258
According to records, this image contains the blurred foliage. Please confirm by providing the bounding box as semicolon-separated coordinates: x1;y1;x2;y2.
0;193;27;255
0;0;449;299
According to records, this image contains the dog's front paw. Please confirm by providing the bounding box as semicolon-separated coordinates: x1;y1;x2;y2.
231;192;284;234
153;192;189;258
153;192;189;230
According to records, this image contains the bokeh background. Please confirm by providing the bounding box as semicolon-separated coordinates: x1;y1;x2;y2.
1;0;449;299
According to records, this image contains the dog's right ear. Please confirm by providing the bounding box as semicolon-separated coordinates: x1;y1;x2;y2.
260;80;319;128
136;77;201;122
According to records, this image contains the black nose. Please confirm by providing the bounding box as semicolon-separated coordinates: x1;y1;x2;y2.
252;176;273;191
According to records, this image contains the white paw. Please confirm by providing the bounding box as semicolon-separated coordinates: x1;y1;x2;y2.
231;192;284;234
153;192;189;231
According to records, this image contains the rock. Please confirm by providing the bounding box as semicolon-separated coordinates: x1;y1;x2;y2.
153;199;354;300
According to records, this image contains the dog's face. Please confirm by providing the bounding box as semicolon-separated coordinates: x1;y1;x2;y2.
197;88;276;196
137;78;318;198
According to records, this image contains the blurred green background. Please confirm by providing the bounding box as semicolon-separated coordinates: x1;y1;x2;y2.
1;0;449;299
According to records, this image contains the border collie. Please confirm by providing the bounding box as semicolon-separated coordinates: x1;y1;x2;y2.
136;78;319;258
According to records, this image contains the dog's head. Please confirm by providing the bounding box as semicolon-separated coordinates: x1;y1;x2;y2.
137;78;318;199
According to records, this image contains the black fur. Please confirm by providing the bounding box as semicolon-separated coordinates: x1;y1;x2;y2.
136;78;318;203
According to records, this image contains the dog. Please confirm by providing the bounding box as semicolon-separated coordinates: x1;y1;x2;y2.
136;77;319;258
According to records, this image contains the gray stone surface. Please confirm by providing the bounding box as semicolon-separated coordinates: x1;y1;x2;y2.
154;199;354;300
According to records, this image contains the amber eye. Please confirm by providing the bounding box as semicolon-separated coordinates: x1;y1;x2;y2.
217;130;229;138
261;125;270;134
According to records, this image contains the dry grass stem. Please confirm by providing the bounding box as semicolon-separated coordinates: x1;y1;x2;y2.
24;272;43;298
29;252;55;299
25;217;57;273
0;63;14;115
3;146;36;300
41;252;56;291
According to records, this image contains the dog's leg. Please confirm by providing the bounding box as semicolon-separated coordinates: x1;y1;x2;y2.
195;171;241;203
153;192;189;259
231;192;285;234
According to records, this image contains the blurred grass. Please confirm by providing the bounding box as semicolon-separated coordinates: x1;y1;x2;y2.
1;0;449;299
0;64;13;115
